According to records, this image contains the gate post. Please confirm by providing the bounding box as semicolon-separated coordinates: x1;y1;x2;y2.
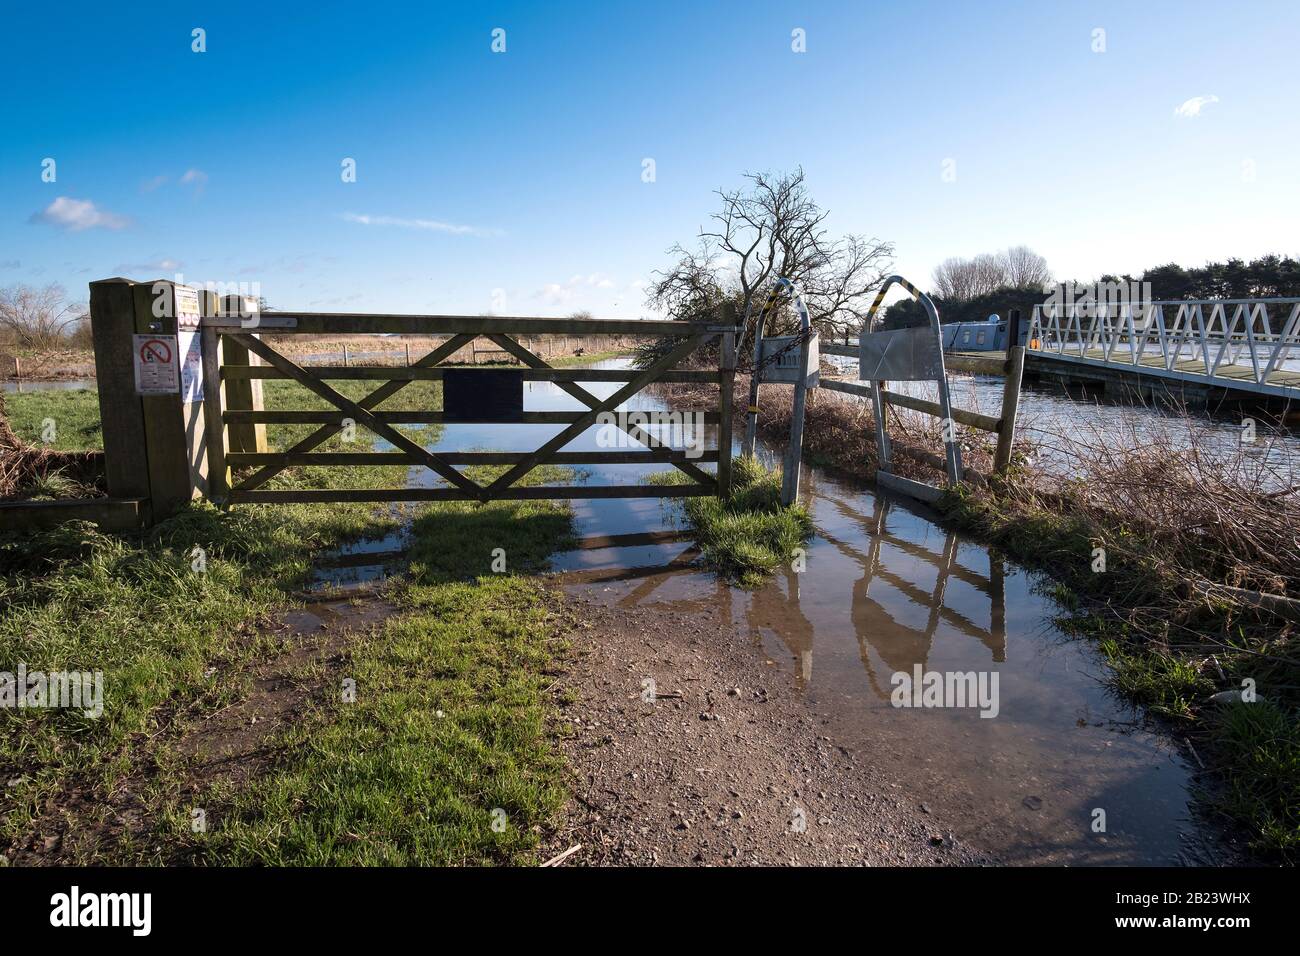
216;294;267;455
716;302;737;498
780;314;814;508
88;278;151;503
87;277;211;523
993;345;1026;473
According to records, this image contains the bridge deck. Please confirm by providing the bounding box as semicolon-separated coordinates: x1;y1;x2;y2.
833;342;1300;399
936;348;1300;396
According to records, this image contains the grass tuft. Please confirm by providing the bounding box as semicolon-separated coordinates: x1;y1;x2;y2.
654;456;812;587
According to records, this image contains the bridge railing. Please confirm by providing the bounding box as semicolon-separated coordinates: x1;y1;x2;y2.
1028;297;1300;389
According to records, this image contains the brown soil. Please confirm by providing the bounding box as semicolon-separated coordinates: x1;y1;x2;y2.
544;585;992;867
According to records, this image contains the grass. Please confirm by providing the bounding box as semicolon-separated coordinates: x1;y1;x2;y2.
189;501;573;865
0;368;589;865
4;387;102;451
652;455;812;587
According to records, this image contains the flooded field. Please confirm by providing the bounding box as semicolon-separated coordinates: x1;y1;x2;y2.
327;356;1241;865
1;379;95;394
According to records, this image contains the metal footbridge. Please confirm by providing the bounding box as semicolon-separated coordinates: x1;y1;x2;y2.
1026;297;1300;402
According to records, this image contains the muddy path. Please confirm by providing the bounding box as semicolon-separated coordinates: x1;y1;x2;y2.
544;587;988;866
545;475;1251;866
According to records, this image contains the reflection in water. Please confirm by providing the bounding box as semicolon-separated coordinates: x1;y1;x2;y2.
834;495;1005;697
341;356;1230;864
748;566;816;687
541;363;1231;864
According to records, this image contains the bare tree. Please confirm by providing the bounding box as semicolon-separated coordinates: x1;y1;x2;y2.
0;284;87;351
932;257;978;301
648;168;893;353
1000;245;1052;289
932;246;1052;301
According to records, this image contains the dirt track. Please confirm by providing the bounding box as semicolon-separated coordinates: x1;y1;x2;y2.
544;587;991;866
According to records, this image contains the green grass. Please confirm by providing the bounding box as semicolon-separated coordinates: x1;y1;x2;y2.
1;371;585;865
191;502;573;865
652;455;813;587
4;387;102;450
1214;700;1300;856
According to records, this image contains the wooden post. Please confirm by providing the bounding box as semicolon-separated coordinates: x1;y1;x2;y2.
217;295;267;455
88;278;152;502
128;280;209;517
871;380;891;473
742;306;767;458
993;345;1026;473
201;320;228;505
717;303;737;498
781;329;814;507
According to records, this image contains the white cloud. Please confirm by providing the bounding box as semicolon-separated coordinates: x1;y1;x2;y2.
140;175;168;192
30;197;130;231
1174;95;1219;118
179;168;209;194
114;258;184;274
534;273;618;304
341;212;499;237
537;282;574;305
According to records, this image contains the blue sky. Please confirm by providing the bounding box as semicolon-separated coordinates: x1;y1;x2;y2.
2;0;1297;316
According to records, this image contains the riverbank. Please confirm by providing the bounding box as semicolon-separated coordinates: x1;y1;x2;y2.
5;355;1289;865
664;373;1298;859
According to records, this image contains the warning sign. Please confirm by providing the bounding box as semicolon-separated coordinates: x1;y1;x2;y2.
179;329;203;402
133;333;180;395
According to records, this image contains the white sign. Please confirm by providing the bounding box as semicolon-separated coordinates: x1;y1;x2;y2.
179;329;203;402
759;333;820;385
175;286;201;329
133;334;180;395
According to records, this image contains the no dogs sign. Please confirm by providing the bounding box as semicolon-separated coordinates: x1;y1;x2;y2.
133;333;180;395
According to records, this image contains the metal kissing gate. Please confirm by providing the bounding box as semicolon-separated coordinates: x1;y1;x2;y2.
739;275;1004;508
202;308;737;506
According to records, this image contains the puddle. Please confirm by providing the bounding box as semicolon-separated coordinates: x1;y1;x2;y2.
568;476;1234;865
308;507;414;592
516;358;1227;865
294;355;1236;864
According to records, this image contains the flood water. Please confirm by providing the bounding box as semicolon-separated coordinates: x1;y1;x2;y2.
323;356;1238;865
826;354;1300;480
2;379;95;393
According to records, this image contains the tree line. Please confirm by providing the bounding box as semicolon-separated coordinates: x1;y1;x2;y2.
882;253;1300;331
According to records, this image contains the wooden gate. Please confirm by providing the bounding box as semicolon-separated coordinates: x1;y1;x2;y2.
201;311;736;505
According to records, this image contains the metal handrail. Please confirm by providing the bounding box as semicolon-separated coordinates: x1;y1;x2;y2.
861;275;963;484
1028;297;1300;393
